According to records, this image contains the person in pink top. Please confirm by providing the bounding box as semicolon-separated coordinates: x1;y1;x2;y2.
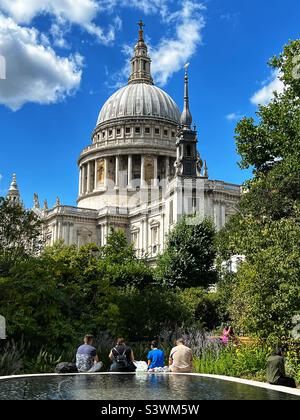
221;326;230;345
221;326;238;346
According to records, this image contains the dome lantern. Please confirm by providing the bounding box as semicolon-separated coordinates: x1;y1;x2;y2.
95;21;181;127
7;173;21;205
128;20;154;86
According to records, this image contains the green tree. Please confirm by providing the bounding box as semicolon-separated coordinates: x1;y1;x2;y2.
102;230;153;289
231;217;299;338
217;212;300;339
217;39;300;339
103;230;136;264
235;40;300;220
0;198;45;275
155;217;217;289
180;288;222;330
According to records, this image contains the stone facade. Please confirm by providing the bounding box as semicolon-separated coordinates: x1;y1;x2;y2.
10;23;242;263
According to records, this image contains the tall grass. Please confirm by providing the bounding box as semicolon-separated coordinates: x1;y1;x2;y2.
0;340;24;376
194;344;268;381
23;349;62;374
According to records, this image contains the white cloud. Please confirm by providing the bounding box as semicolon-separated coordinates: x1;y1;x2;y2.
0;174;6;196
0;0;120;44
0;0;98;24
50;20;71;49
0;1;206;109
99;0;169;18
0;15;83;111
111;0;206;88
251;70;285;106
150;1;205;85
0;53;5;79
226;112;243;122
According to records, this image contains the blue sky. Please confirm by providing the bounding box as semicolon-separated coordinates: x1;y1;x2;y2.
0;0;299;208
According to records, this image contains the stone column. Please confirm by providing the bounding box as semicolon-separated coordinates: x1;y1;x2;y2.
176;144;180;161
78;166;82;196
62;223;67;244
161;214;165;253
94;160;98;190
153;156;158;187
141;155;146;187
128;155;133;188
58;221;63;240
53;222;57;244
213;201;218;229
87;161;91;193
145;217;149;254
105;157;109;188
165;156;170;182
115;156;120;188
221;202;226;229
82;164;87;195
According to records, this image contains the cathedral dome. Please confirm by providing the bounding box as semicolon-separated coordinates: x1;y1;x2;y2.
96;21;180;128
97;83;181;126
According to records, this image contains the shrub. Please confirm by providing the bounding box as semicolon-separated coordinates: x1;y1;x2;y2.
194;343;269;381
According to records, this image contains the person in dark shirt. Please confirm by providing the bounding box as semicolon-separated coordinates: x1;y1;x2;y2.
266;347;296;388
109;337;136;372
76;334;103;373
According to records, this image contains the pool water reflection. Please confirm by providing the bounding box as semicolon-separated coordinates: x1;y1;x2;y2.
0;374;299;400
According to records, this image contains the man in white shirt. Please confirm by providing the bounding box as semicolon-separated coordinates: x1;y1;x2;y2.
169;338;193;373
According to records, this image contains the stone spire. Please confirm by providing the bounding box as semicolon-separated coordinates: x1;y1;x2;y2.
175;64;198;178
33;193;40;209
180;64;193;129
203;160;208;178
128;20;154;85
7;173;21;205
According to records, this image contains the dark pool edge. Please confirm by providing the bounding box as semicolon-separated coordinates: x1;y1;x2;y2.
0;372;299;398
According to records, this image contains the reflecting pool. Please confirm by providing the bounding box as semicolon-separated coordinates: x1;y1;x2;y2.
0;374;299;400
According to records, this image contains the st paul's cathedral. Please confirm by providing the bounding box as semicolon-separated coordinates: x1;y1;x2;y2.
7;22;242;262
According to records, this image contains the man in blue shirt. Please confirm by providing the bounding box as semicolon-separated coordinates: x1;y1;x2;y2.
147;340;165;371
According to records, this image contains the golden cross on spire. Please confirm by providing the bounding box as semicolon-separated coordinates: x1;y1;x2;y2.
137;19;145;40
138;20;145;31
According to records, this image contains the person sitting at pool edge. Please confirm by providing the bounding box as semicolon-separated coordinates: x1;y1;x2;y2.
266;347;296;388
76;334;103;373
147;340;165;371
169;338;193;373
109;337;136;372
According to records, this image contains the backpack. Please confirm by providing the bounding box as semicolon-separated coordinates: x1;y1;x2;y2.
55;362;78;374
114;347;128;369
